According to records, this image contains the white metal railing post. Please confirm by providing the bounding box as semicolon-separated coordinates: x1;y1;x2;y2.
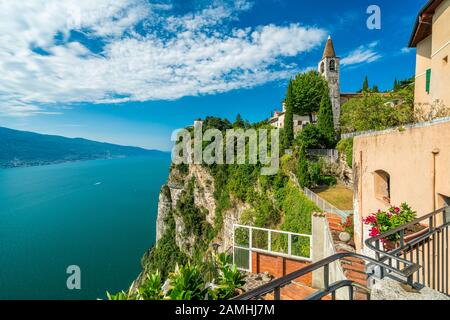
249;227;253;272
268;230;272;252
288;233;292;256
232;224;313;263
232;224;235;267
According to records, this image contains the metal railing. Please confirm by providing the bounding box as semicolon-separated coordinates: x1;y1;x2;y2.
303;187;351;220
233;224;312;272
233;207;450;300
365;206;450;295
307;149;339;163
231;252;412;300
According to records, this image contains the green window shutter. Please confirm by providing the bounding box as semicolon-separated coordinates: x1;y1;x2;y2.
426;68;431;94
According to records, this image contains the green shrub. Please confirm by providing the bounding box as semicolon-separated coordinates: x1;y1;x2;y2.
106;291;132;300
308;161;322;187
213;253;246;300
321;175;337;187
296;144;311;188
340;93;414;134
295;124;326;149
337;138;353;168
138;271;164;300
108;254;246;301
141;211;188;279
167;263;210;300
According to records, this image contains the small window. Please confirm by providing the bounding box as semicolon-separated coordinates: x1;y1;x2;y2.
320;62;325;74
426;68;431;94
329;60;336;71
374;170;391;203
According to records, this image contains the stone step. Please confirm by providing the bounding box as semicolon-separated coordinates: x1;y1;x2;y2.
347;275;368;287
340;256;366;265
355;291;369;301
328;213;343;219
341;260;366;272
345;270;368;281
327;216;343;224
328;223;345;232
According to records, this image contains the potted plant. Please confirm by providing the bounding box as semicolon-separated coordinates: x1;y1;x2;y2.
364;203;427;251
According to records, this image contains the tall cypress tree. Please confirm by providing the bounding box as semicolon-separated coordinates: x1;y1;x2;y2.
393;78;398;91
234;114;245;128
362;76;369;92
283;80;295;147
296;143;310;188
317;89;335;148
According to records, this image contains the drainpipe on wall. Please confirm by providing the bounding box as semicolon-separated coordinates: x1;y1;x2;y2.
432;148;440;213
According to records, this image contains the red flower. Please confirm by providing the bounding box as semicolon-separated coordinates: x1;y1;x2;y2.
394;207;400;214
363;215;377;225
369;227;380;237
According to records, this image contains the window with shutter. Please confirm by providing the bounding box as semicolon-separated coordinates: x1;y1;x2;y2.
426;68;431;94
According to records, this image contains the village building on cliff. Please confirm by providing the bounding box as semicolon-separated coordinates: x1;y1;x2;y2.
269;35;363;134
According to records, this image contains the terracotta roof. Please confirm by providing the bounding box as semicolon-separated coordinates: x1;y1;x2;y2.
322;35;336;59
409;0;444;47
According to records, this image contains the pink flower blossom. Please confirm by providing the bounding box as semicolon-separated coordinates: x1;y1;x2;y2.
369;227;380;237
363;215;377;225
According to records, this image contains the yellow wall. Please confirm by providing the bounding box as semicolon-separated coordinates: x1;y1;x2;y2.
352;120;450;251
414;0;450;107
415;36;432;105
431;0;450;106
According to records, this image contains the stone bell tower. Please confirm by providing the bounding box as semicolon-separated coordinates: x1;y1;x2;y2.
318;35;341;129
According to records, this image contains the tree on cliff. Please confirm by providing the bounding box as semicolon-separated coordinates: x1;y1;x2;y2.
283;79;295;148
291;70;328;122
296;143;310;188
362;76;369;92
233;114;245;128
393;78;399;91
317;89;335;148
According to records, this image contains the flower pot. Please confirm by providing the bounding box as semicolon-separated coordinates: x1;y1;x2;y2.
404;224;428;243
382;224;428;251
383;240;397;251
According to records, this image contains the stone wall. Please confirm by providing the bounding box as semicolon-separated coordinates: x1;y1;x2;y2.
371;278;450;300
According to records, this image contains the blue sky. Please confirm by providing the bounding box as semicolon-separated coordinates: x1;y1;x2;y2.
0;0;423;151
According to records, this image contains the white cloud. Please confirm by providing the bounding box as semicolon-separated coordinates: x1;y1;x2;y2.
0;0;326;116
401;47;413;54
341;42;382;66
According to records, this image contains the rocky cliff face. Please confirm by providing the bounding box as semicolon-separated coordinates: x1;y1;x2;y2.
155;164;246;257
336;154;353;188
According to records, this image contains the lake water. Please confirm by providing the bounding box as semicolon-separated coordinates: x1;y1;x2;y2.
0;155;171;300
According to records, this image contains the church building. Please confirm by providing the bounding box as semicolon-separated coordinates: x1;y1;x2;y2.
270;36;361;133
318;36;341;129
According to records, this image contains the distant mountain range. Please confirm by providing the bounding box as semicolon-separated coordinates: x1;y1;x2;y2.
0;127;167;168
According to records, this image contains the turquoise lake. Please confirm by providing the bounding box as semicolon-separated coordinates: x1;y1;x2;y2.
0;155;171;300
